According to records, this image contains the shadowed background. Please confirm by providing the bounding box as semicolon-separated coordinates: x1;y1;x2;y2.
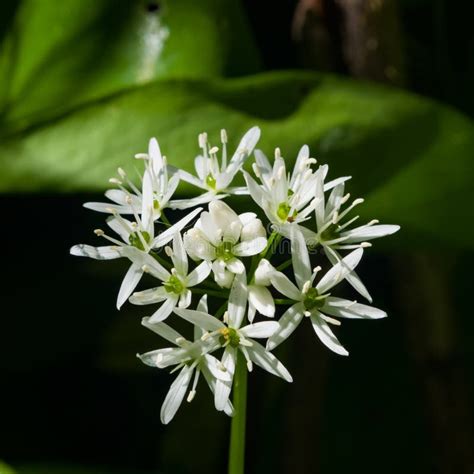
0;1;473;473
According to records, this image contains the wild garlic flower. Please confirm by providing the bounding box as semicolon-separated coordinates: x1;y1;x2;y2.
183;201;267;288
171;126;261;209
70;207;202;309
243;145;348;237
298;177;400;301
266;228;386;355
129;232;211;323
138;299;234;424
247;259;275;323
84;138;179;221
174;273;292;412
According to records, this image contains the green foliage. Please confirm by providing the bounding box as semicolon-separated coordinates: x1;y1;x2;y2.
0;461;16;474
0;0;260;131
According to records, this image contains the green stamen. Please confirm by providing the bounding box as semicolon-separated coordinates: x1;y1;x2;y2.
216;241;234;262
303;287;326;310
206;173;216;189
277;202;298;223
129;231;151;251
219;327;240;348
164;274;185;295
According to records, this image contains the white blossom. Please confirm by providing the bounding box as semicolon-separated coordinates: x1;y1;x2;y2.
170;127;260;208
243;145;348;237
183;201;267;288
70;207;202;309
247;259;275;323
174;273;292;413
266;228;386;355
84;138;179;221
138;297;234;424
129;232;211;322
297;175;400;301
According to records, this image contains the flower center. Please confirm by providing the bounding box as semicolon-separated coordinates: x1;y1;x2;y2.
153;198;160;210
206;173;216;189
129;231;151;251
164;274;185;294
277;202;298;223
219;327;240;348
303;287;326;310
320;223;339;242
215;241;234;262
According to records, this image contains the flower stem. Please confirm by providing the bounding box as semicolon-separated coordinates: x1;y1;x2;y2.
228;351;248;474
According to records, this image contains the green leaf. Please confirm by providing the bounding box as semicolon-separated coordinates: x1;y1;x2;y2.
0;461;16;474
0;0;260;132
0;71;473;249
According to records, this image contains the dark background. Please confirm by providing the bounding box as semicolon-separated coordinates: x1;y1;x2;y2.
1;1;473;473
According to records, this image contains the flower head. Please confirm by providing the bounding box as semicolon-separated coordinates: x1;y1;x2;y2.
184;201;267;287
129;232;211;322
171;127;260;208
266;228;387;355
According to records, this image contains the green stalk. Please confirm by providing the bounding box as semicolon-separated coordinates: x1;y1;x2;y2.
228;351;248;474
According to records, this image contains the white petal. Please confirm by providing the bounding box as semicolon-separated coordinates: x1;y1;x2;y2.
141;168;154;231
106;216;133;242
169;191;226;210
238;212;257;226
130;286;168;305
117;263;143;309
70;244;122;260
178;289;192;308
171;232;188;275
83;202;132;214
148;297;179;323
254;149;272;178
266;303;304;350
194;155;208;180
161;365;194;424
197;294;208;313
226;257;245;274
316;248;363;294
240;321;279;338
243;171;265;208
323;297;387;319
184;228;215;261
254;259;274;286
310;312;348;356
186;261;212;287
149;137;164;176
324;175;351;191
240;218;266;241
290;227;312;288
141;318;183;344
173;308;224;331
341;224;400;242
105;189;137;206
246;340;292;382
324;247;372;302
233;237;267;257
138;347;186;368
248;285;275;317
270;271;301;300
215;348;236;411
201;363;234;416
227;272;247;329
212;260;234;288
203;354;232;382
176;168;207;189
209;200;242;243
152;208;202;248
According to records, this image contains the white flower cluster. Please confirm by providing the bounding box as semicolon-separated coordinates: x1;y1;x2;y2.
71;126;399;424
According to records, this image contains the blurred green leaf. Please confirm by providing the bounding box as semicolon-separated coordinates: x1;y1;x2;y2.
0;72;473;248
0;461;16;474
0;0;260;131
